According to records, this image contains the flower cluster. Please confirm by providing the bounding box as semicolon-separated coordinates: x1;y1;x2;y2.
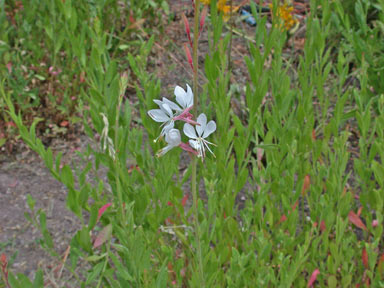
200;0;239;21
271;3;298;31
148;85;216;159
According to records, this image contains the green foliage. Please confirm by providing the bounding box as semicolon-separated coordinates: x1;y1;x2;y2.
0;0;167;145
2;0;384;286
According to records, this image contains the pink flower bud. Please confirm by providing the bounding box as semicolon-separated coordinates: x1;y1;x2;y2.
184;43;194;72
199;6;208;36
372;219;379;227
182;13;192;49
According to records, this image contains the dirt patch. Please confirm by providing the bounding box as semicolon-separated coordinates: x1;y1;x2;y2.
0;137;87;285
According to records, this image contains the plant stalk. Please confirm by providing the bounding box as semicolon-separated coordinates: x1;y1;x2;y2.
192;0;205;286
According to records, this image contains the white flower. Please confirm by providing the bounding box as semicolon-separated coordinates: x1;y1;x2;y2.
156;129;182;157
148;84;198;141
151;84;193;114
148;103;175;141
183;113;216;159
174;84;193;110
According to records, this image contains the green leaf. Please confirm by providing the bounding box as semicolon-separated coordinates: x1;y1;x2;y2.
86;262;104;285
32;269;44;288
85;253;107;262
109;252;134;281
93;224;112;248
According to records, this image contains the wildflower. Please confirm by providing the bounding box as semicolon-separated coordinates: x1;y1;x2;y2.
199;0;239;21
148;84;197;140
174;84;194;111
271;3;298;31
156;128;198;157
148;103;176;140
183;113;216;159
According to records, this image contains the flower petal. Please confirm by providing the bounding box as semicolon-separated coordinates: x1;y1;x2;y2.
202;120;216;138
165;129;181;146
183;123;197;139
156;145;173;157
196;113;207;136
186;84;193;107
163;98;182;111
161;121;174;136
189;139;199;150
175;85;187;109
161;103;173;117
148;109;169;122
153;99;163;107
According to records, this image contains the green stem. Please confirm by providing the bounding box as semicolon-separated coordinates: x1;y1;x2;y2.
227;0;233;73
192;0;205;286
115;95;125;225
96;240;111;288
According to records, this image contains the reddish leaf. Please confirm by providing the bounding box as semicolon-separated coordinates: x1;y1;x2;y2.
307;268;320;287
93;224;112;248
311;129;316;140
0;253;6;265
167;201;173;207
60;120;69;127
6;62;12;73
5;122;16;128
181;194;188;207
362;248;369;269
280;214;287;223
320;220;326;232
357;207;363;217
301;175;311;196
291;201;299;212
97;203;112;222
129;10;135;24
348;211;367;231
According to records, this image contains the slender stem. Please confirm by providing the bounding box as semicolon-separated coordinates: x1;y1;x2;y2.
227;0;233;73
191;0;205;286
96;241;111;288
115;94;125;224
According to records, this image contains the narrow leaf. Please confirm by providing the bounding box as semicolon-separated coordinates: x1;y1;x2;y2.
348;211;367;231
362;248;369;269
97;203;112;222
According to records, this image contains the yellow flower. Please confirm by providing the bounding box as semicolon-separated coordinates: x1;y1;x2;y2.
271;3;299;31
199;0;239;21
